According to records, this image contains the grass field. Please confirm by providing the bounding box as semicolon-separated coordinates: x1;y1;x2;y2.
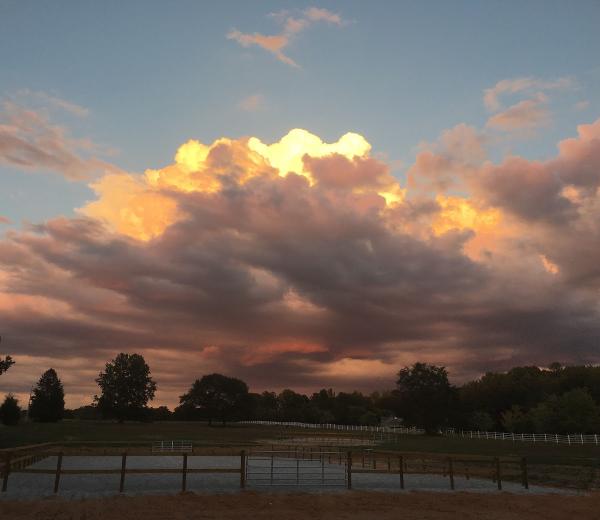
2;420;600;467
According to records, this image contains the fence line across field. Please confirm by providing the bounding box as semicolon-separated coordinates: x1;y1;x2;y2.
240;420;600;447
446;429;600;445
239;420;425;435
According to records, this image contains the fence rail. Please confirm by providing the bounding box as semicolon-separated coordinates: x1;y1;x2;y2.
239;420;425;435
446;429;600;445
152;440;193;453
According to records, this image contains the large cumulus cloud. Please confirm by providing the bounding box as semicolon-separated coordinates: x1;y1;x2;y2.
2;124;600;407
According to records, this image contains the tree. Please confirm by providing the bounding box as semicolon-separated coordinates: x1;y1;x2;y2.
95;353;157;422
0;394;21;426
29;368;65;422
531;388;600;434
469;410;495;431
0;336;14;376
501;406;535;433
179;374;249;425
395;363;455;434
0;355;14;376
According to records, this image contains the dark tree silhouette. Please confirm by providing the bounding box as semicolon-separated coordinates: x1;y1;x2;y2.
0;356;13;375
395;362;455;433
95;353;156;422
179;373;249;425
0;336;15;376
0;394;21;426
29;368;65;422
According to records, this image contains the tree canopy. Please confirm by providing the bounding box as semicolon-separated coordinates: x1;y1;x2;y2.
395;362;455;433
178;373;249;425
0;394;21;426
29;368;65;422
95;353;156;422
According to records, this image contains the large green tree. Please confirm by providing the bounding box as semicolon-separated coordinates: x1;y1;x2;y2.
395;362;455;433
29;368;65;422
179;373;249;425
95;353;157;422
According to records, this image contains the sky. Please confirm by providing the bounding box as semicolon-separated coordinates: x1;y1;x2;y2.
1;1;600;408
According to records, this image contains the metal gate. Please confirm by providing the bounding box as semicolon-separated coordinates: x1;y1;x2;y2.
245;449;348;487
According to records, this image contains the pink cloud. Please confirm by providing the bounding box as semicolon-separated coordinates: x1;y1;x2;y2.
227;7;346;68
483;76;573;111
0;100;118;180
486;97;551;133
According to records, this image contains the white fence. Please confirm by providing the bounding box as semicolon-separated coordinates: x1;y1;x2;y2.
152;440;193;452
239;421;600;446
446;429;600;445
239;420;424;435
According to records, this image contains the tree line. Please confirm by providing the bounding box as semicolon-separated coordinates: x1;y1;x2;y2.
2;353;600;434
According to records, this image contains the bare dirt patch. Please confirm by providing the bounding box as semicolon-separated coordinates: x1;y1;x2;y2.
1;491;598;520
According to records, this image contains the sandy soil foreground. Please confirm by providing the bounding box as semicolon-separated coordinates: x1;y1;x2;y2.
1;491;599;520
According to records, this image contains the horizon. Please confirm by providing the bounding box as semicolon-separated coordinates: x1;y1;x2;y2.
2;1;600;409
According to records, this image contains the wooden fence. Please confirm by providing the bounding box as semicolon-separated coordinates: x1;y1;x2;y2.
0;444;531;494
1;447;246;494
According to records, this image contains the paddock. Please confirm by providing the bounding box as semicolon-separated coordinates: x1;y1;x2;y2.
0;447;576;500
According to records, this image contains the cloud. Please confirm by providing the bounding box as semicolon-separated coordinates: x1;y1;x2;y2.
15;89;89;118
238;94;265;112
3;122;600;408
574;100;590;111
227;7;346;68
483;76;574;112
0;99;117;180
407;124;486;193
486;96;551;133
0;216;11;225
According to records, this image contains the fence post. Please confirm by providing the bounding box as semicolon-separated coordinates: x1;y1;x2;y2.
448;457;454;490
495;457;502;491
398;455;404;489
240;450;246;489
53;452;63;494
347;451;352;490
182;453;188;492
521;457;528;489
2;452;11;492
270;453;274;485
119;453;127;492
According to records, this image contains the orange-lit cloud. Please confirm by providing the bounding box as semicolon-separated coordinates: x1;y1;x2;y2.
3;119;600;408
227;7;346;67
81;129;402;240
486;97;551;132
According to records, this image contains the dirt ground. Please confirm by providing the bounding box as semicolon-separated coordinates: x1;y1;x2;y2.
1;491;599;520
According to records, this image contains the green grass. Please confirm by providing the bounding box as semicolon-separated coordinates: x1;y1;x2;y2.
379;434;600;466
0;421;286;448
